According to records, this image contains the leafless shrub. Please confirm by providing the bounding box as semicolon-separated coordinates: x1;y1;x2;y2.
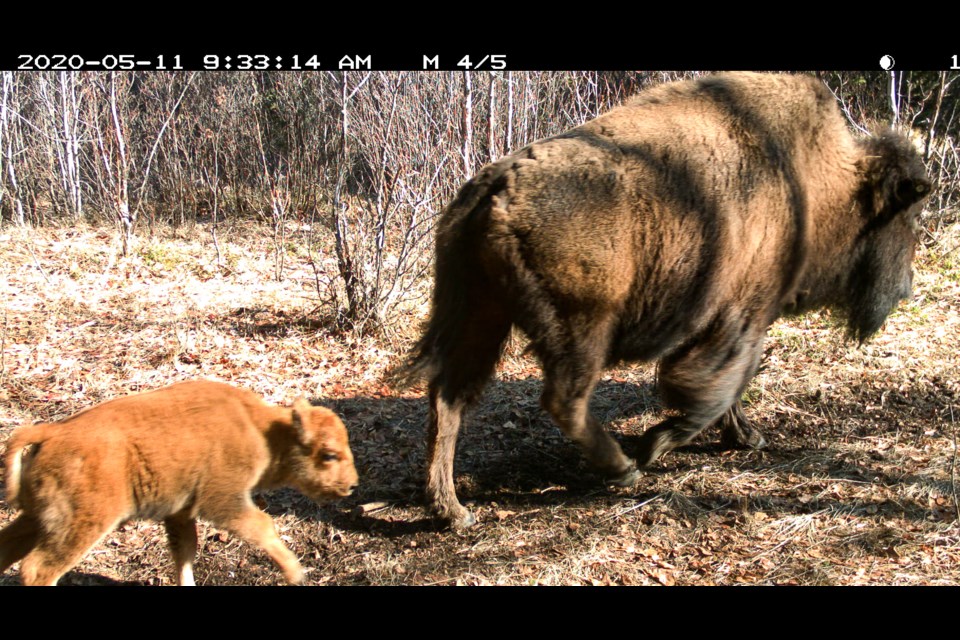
0;71;956;331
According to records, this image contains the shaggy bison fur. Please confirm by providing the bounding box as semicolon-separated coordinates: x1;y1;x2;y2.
400;72;931;528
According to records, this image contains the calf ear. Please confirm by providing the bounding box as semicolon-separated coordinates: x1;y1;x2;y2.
291;400;337;446
291;398;316;446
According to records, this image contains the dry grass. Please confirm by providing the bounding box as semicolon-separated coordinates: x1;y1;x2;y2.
1;221;958;586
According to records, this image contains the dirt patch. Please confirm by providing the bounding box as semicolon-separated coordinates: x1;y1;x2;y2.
1;224;958;585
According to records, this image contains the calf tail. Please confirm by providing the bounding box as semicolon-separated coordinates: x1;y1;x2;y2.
4;423;48;509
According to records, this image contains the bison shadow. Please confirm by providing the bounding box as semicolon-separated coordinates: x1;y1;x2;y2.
305;376;944;531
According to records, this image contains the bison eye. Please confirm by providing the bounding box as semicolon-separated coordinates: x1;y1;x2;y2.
322;452;339;462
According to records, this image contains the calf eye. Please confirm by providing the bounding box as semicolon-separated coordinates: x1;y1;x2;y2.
322;452;339;462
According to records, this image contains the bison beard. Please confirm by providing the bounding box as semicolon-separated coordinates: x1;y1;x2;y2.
399;72;931;529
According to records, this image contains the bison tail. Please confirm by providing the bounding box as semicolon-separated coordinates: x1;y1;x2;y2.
4;423;48;509
389;164;512;389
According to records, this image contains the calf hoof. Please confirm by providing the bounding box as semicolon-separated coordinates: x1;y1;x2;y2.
606;462;641;487
284;564;305;585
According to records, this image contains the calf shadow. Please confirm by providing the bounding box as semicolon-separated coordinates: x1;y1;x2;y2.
0;571;146;586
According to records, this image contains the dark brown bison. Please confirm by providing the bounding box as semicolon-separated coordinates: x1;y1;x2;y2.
399;72;931;528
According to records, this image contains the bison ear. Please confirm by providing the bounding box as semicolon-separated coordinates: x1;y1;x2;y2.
859;133;931;218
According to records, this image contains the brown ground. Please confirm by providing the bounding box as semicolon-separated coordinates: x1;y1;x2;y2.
1;221;958;586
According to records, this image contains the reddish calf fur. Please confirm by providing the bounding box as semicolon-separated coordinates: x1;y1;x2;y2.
0;380;358;585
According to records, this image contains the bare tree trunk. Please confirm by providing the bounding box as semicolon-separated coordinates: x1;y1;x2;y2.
889;70;900;126
370;72;404;321
59;72;83;221
90;72;135;253
88;72;193;255
0;72;5;225
250;75;289;282
521;73;532;146
506;71;514;152
332;72;361;321
926;71;950;161
461;71;472;177
206;130;223;269
1;72;25;226
487;72;496;161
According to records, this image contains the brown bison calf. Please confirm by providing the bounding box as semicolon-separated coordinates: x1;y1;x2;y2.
0;380;358;585
401;72;931;528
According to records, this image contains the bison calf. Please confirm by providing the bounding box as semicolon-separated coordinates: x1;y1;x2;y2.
401;72;931;528
0;380;358;585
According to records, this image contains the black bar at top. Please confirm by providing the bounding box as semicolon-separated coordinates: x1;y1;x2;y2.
2;47;956;72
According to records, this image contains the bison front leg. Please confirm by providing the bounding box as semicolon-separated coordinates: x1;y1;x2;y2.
637;326;765;467
221;503;304;585
539;313;639;486
542;385;639;486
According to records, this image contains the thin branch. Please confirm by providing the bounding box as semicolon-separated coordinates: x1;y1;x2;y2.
951;404;959;524
134;72;197;218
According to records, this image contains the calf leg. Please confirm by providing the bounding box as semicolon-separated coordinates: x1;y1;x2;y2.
637;322;765;467
0;514;40;574
164;514;199;586
221;502;303;585
19;522;116;586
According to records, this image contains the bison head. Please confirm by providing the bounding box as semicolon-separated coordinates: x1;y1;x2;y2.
847;131;931;342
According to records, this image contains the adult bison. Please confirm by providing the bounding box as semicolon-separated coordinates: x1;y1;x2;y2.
399;72;931;528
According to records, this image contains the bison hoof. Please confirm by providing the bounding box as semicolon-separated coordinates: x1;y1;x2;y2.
634;431;672;468
606;464;641;487
433;505;477;529
721;427;768;451
447;510;477;530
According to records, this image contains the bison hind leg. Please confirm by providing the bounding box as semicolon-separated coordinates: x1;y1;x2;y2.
637;324;766;467
427;390;475;529
426;302;513;529
718;402;767;451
